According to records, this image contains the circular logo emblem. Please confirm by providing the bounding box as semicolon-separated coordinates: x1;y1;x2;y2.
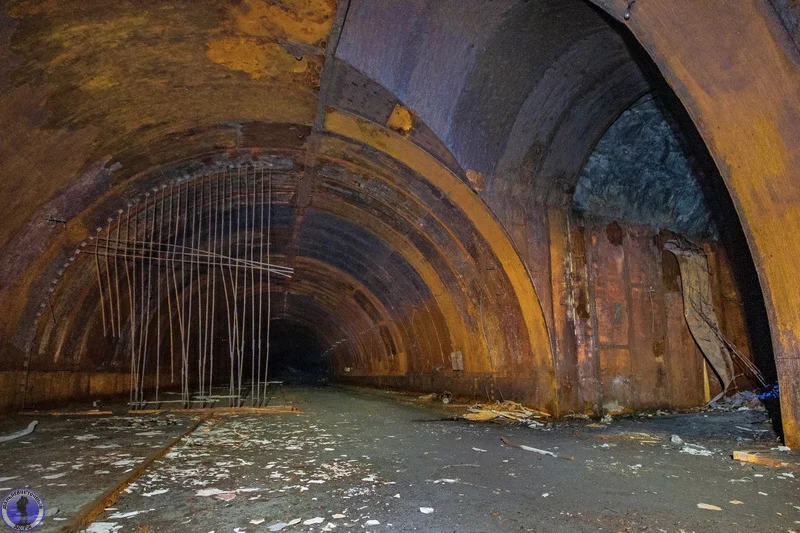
1;489;45;531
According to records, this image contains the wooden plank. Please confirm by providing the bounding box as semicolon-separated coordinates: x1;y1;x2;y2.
18;410;114;416
130;406;301;415
732;450;800;471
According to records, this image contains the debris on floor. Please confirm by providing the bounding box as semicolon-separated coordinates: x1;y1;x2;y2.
679;442;715;457
501;437;574;461
0;420;38;443
599;432;659;443
11;387;796;533
464;401;549;423
418;391;452;404
697;503;723;511
83;523;122;533
732;449;800;470
708;390;765;412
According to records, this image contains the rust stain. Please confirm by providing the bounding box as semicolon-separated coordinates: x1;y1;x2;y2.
605;221;623;246
386;103;414;136
232;0;335;45
6;0;60;18
206;37;309;79
465;169;485;192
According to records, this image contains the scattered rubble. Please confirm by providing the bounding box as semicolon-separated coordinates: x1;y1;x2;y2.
418;391;453;404
708;390;766;412
464;401;549;424
679;443;715;457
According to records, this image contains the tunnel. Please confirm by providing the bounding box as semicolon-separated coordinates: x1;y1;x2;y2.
1;0;799;531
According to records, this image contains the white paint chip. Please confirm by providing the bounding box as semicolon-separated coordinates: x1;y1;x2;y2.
142;489;169;497
84;523;122;533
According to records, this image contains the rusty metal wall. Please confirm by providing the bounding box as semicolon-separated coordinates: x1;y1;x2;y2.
544;212;761;415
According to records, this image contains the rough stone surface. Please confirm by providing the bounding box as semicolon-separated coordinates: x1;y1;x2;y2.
574;93;715;238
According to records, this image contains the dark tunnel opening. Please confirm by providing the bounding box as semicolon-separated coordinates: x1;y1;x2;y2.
260;320;331;386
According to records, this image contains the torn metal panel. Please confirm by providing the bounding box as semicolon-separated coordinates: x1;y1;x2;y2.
664;240;734;403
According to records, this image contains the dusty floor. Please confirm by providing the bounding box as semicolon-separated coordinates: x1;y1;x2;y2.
0;386;798;532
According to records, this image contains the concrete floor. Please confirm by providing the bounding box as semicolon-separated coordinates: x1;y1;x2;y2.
1;386;798;532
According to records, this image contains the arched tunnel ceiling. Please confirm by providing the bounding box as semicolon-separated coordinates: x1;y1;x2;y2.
0;0;732;415
335;0;654;205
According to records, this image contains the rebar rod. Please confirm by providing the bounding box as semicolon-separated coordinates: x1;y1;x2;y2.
93;229;107;337
264;170;272;400
250;169;257;403
166;183;175;383
179;182;189;402
235;166;243;403
104;219;116;337
128;204;137;408
227;168;236;400
114;214;123;335
141;193;156;404
88;239;293;274
203;174;213;399
195;176;204;398
257;168;264;404
156;186;165;404
209;171;219;396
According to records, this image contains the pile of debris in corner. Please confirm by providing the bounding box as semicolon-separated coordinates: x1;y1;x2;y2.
707;389;768;413
462;401;551;428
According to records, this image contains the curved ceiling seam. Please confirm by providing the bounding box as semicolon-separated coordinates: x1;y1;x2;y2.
315;145;486;273
315;194;480;332
322;109;555;387
314;195;485;369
